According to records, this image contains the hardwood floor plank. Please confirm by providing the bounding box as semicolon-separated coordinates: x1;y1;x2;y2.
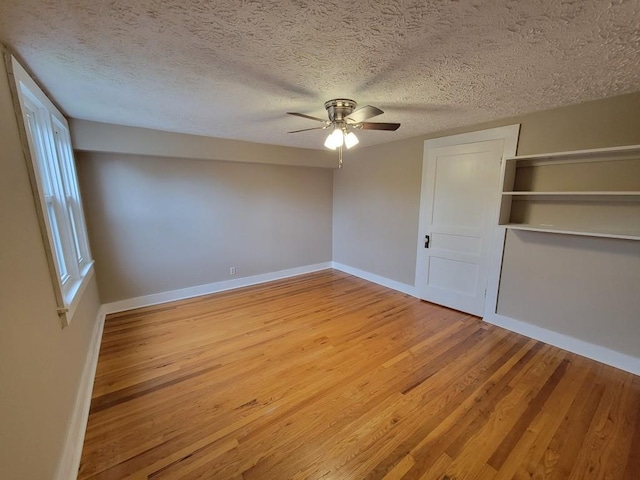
381;454;415;480
523;363;603;479
487;358;571;470
491;357;591;480
367;338;535;478
240;323;499;479
623;377;640;480
567;368;631;480
416;452;453;480
148;438;239;479
600;374;640;480
398;340;544;480
442;345;563;465
78;270;640;479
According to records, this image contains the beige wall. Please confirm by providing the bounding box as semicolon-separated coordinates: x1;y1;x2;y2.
0;53;101;479
498;232;640;357
77;152;334;303
333;92;640;356
71;119;337;168
332;138;424;284
333;92;640;283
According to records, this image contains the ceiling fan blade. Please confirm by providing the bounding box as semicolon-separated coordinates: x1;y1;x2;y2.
358;122;401;131
347;105;384;123
287;112;329;123
287;126;329;133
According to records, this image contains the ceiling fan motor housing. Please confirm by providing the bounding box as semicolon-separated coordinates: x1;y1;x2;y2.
324;99;357;123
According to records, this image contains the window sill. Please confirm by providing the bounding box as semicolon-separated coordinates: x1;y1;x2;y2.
58;261;95;328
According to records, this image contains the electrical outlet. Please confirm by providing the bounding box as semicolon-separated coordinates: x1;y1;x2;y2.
229;267;236;275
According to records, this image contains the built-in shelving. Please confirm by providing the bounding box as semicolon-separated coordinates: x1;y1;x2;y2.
500;223;640;241
501;191;640;201
498;144;640;240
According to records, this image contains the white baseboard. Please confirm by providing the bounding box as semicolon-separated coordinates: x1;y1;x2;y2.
102;262;333;314
329;262;640;376
55;306;107;480
484;313;640;376
329;263;640;375
331;262;417;297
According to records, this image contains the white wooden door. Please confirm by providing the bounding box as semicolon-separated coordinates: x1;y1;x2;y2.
415;126;520;317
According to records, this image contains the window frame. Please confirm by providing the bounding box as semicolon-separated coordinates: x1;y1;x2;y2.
6;53;94;327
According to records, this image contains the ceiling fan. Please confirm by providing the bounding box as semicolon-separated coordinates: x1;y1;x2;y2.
287;99;400;166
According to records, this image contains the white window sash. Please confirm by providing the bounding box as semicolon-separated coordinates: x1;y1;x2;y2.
7;54;94;326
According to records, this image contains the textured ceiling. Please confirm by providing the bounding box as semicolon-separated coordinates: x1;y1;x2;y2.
1;0;639;150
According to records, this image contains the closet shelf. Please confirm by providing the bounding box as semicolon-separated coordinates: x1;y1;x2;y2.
502;223;640;240
498;145;640;240
502;191;640;202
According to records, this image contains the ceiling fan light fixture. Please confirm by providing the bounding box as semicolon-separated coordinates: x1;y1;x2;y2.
288;99;400;164
324;128;344;150
323;134;336;150
344;131;359;149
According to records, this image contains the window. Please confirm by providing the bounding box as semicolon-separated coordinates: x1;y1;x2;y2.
9;55;93;326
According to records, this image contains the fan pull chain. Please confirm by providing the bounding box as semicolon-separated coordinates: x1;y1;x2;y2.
338;145;343;168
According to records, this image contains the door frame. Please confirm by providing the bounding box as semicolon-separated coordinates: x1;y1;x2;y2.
415;125;520;318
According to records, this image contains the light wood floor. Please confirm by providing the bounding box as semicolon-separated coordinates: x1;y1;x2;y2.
79;270;640;479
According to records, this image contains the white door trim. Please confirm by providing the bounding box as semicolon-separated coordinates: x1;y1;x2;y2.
415;125;520;317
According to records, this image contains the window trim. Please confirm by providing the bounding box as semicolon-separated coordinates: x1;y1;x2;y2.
5;52;94;327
